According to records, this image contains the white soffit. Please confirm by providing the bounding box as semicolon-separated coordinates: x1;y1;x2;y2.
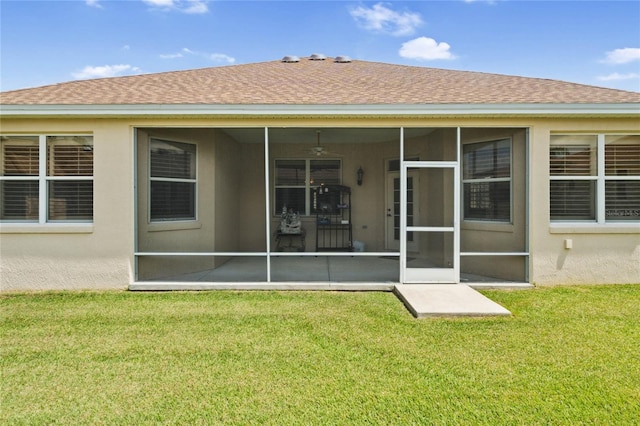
1;103;639;117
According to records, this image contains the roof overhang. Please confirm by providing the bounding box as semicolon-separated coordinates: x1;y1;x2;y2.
1;103;639;118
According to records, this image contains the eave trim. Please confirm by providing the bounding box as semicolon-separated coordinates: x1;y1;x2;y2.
1;103;639;117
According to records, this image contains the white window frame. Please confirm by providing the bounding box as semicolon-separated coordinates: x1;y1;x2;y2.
148;138;198;223
0;134;94;225
273;158;342;216
550;133;640;225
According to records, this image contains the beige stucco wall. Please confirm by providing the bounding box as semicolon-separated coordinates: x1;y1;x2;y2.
1;119;134;290
527;118;640;285
1;116;638;289
237;142;267;251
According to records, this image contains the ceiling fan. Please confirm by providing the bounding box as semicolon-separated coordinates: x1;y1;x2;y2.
309;130;335;157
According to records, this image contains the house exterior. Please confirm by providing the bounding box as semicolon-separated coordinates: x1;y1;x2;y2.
1;56;639;291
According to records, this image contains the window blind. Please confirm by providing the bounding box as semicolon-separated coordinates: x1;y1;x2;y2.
275;160;305;186
274;159;342;215
150;181;195;220
1;140;40;220
48;145;93;176
0;181;39;220
549;139;598;221
46;138;94;221
48;181;93;220
149;139;196;221
605;144;640;176
310;160;340;185
463;139;510;179
462;139;511;221
605;143;640;221
2;144;39;176
150;141;195;180
550;180;595;220
550;145;595;176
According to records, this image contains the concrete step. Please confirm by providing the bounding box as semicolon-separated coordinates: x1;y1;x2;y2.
394;284;511;318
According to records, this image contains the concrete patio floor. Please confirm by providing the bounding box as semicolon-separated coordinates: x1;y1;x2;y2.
136;255;527;285
131;256;526;316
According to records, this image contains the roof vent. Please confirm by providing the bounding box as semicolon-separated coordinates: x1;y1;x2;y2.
309;53;326;61
281;55;300;63
334;55;352;63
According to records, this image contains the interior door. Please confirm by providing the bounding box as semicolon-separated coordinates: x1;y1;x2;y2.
386;171;418;252
402;162;459;283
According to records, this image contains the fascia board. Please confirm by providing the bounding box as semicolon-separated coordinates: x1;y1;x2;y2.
1;103;639;117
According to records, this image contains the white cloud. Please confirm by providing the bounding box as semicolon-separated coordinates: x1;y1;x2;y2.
601;48;640;64
72;64;142;80
159;48;235;64
160;52;184;59
597;72;640;82
143;0;176;7
208;53;235;63
183;0;208;14
142;0;209;14
399;37;456;60
350;3;422;36
86;0;103;8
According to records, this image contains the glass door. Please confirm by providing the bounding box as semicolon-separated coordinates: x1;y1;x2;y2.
386;171;418;252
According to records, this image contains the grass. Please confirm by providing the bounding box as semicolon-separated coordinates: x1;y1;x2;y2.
1;286;639;425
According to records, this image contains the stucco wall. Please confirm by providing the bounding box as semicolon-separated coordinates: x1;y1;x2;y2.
1;119;134;290
213;129;241;255
237;142;267;251
528;118;640;285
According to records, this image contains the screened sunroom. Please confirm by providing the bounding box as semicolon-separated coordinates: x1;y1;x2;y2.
133;126;529;287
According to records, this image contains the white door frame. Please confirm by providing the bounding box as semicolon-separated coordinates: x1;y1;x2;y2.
385;170;419;252
400;128;461;284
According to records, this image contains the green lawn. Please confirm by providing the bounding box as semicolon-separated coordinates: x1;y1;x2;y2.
1;286;639;425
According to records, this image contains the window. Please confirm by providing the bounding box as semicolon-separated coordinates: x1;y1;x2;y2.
149;139;196;221
0;135;93;222
463;139;511;222
605;135;640;221
550;134;640;223
549;135;596;220
274;159;340;215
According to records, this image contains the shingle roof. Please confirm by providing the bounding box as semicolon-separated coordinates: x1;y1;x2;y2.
1;57;639;105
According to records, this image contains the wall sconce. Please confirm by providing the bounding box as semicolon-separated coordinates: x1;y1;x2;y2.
357;166;364;186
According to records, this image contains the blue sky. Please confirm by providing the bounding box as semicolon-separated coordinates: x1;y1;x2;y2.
1;0;639;92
